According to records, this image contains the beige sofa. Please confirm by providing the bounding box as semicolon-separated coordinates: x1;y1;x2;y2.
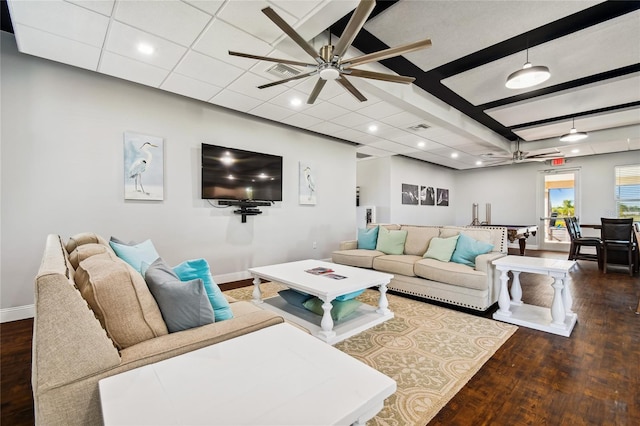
332;225;508;311
32;233;284;426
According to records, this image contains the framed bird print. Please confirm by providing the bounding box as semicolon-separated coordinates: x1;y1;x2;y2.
299;162;316;205
123;132;164;201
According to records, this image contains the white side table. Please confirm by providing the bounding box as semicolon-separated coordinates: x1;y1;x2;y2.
492;255;577;337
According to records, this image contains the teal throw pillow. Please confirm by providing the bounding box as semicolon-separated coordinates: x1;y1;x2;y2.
109;238;160;273
451;233;494;267
173;259;234;322
335;289;365;301
357;226;379;250
302;297;360;321
423;235;460;262
278;289;312;308
143;258;214;333
375;227;408;255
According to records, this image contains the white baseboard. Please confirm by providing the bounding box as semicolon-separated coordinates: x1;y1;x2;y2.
1;305;35;323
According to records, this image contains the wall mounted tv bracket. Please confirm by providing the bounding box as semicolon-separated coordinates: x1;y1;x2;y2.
218;200;272;223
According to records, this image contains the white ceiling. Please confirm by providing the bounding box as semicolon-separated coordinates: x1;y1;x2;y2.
5;0;640;169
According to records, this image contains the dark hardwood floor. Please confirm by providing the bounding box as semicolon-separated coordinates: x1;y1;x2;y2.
2;250;638;425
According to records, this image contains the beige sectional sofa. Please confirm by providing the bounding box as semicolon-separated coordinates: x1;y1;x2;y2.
332;225;508;311
33;233;284;426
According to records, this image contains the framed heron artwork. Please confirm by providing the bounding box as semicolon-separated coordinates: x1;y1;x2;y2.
299;162;316;205
123;132;164;201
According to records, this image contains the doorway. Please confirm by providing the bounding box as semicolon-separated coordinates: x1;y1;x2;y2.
538;169;580;251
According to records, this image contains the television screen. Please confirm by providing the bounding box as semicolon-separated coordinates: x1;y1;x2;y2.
201;143;283;201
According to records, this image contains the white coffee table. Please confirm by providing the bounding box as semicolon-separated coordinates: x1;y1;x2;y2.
492;255;577;337
99;323;396;426
248;260;394;344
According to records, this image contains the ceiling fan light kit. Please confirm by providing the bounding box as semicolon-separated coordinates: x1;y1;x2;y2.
560;118;589;142
505;48;550;89
228;0;431;104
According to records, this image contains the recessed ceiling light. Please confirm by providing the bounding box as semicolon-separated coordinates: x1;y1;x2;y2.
417;141;425;148
137;43;154;55
451;152;459;158
476;160;483;166
368;124;378;132
571;148;580;154
290;98;302;107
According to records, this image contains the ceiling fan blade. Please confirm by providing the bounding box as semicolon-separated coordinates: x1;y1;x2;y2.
262;7;323;64
333;0;376;58
347;69;415;84
258;71;318;89
344;38;432;68
307;79;327;104
228;51;316;68
337;76;367;102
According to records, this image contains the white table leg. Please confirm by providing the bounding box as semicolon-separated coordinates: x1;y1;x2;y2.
562;274;575;317
317;298;336;340
550;276;567;327
496;268;512;316
376;282;391;315
252;276;262;304
510;271;523;305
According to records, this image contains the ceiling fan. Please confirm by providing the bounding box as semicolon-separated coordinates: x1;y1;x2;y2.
481;139;564;165
228;0;431;104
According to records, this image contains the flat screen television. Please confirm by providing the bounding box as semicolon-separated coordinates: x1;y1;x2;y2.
201;143;283;202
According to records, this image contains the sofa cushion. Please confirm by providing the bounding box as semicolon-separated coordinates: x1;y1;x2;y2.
414;258;487;290
278;289;312;308
109;239;160;274
423;235;459;262
369;223;401;231
68;243;111;269
373;255;422;276
66;232;111;253
302;297;360;321
144;258;215;333
450;233;494;267
357;226;379;249
332;249;384;268
172;259;234;322
401;226;441;256
376;227;408;255
75;253;168;349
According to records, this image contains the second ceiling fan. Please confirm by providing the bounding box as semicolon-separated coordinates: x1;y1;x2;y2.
228;0;431;104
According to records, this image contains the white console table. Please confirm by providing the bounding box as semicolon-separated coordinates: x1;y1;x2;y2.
492;256;577;337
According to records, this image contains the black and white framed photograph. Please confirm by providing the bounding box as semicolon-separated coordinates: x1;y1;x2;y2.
402;183;419;205
420;186;435;206
437;188;449;206
124;132;164;201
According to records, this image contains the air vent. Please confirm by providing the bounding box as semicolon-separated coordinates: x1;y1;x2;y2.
266;63;302;78
357;152;372;159
407;123;431;132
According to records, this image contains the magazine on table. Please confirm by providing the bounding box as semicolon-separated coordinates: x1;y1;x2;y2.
305;267;347;280
324;273;347;280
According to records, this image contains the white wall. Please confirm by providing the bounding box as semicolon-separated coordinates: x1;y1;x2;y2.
357;157;391;222
0;32;356;313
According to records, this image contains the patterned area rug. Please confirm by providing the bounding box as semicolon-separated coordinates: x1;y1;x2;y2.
224;282;517;425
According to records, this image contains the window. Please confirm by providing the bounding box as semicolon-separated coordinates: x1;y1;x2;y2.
615;164;640;221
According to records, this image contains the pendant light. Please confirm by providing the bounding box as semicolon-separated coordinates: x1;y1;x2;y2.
505;48;550;89
559;118;588;142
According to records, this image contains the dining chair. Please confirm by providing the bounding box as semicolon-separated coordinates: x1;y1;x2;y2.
600;218;637;276
564;217;602;269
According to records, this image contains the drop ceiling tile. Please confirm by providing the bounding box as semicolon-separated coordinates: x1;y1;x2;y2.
99;52;169;87
67;0;114;16
11;24;101;71
161;73;222;102
333;128;373;144
249;103;295;121
280;113;323;129
265;88;315;112
352;121;393;136
304;102;350;120
175;51;244;87
216;1;298;44
357;101;405;120
308;121;347;136
331;112;372;128
105;22;187;70
9;0;108;47
486;74;640;127
115;1;212;46
194;18;273;69
327;89;379;110
379;111;426;128
210;89;264;112
183;0;225;16
356;145;395;157
227;72;289;102
367;140;420;155
267;0;320;19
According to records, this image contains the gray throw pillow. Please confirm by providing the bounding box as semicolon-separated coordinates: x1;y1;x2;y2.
144;258;215;333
